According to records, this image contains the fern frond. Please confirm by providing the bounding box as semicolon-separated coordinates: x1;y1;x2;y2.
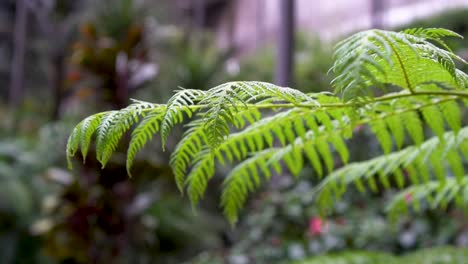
316;126;468;214
221;148;278;223
66;111;110;169
181;108;311;207
80;114;106;161
218;95;462;222
403;27;463;39
220;126;350;224
94;110;121;166
95;101;157;168
126;109;165;175
66;121;83;169
440;100;462;132
160;89;206;148
186;148;215;206
197;81;319;148
421;105;445;140
388;177;468;221
170;108;262;192
65;27;468;224
332;28;465;99
170;119;208;191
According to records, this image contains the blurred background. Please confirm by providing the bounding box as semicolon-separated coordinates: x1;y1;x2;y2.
0;0;467;263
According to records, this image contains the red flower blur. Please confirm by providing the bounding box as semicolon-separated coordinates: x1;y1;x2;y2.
308;217;328;236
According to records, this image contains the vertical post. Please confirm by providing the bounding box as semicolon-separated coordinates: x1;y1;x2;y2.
275;0;295;87
9;0;28;109
370;0;384;29
50;51;65;120
194;0;205;48
115;52;129;109
225;1;237;51
256;0;265;48
195;0;205;29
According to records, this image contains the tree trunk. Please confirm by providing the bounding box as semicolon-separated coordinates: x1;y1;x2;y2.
194;0;205;29
9;0;28;109
115;52;129;109
256;0;265;48
275;0;295;87
370;0;385;29
50;52;66;120
226;1;237;51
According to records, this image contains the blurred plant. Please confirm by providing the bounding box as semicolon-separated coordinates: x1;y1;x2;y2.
295;34;334;92
39;157;224;263
69;0;157;109
39;2;233;263
0;123;70;264
185;175;467;263
0;119;224;263
294;247;468;264
231;33;333;93
27;0;88;120
145;29;234;101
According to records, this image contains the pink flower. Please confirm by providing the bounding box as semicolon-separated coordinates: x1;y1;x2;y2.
308;217;328;236
404;193;412;203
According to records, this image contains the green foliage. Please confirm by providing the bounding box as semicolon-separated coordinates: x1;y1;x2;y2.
400;9;468;52
293;247;468;264
0;124;69;264
293;251;395;264
316;127;468;218
331;28;466;99
67;28;468;224
94;0;141;39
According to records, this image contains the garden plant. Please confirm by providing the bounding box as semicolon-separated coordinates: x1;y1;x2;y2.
66;27;468;232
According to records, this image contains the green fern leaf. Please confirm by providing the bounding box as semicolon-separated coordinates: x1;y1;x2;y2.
317;126;468;213
385;115;405;149
79;113;108;161
440;101;461;133
403;111;424;145
421;105;445;140
370;119;393;154
332;28;465;99
221;149;277;224
95;110;120;166
127;110;164;175
160;89;206;148
66;122;83;169
170;119;208;191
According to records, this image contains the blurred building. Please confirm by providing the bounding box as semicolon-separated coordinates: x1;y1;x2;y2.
177;0;468;52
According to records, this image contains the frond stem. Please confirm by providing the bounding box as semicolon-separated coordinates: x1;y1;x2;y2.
133;90;467;113
376;31;414;93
